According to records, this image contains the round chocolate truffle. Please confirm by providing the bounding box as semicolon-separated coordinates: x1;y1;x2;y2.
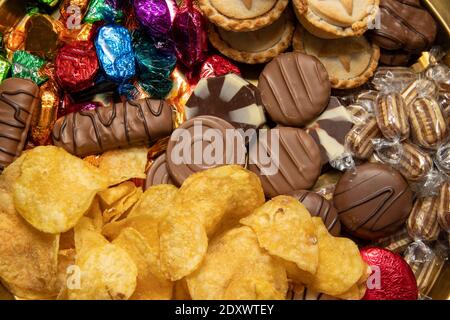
144;153;175;190
166;115;246;186
287;190;341;236
333;163;413;240
258;52;331;127
248;126;321;198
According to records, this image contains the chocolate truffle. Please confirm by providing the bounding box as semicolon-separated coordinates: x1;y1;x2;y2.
144;153;175;189
0;78;40;171
248;126;321;198
258;52;330;127
166;115;246;186
52;98;173;157
185;74;266;130
371;0;437;53
287;190;341;236
333;163;413;240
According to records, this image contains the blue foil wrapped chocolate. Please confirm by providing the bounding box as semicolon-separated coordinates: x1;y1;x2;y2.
95;24;136;83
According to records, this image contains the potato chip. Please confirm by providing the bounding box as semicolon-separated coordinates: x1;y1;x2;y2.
101;186;143;224
333;282;366;300
95;147;148;186
68;243;137;300
128;184;178;219
187;227;288;300
0;282;13;300
74;217;109;261
240;195;319;276
98;182;137;208
309;217;365;296
59;229;75;250
0;152;27;192
85;197;103;232
176;165;265;236
55;248;76;300
12;146;108;234
172;279;191;300
160;213;208;281
113;228;173;300
0;188;59;299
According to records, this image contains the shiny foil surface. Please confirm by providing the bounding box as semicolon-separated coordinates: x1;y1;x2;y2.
95;24;135;83
199;54;241;79
55;40;99;92
133;0;173;38
361;247;419;300
172;0;207;68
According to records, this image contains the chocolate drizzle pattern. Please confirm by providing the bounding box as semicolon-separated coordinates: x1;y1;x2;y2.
371;0;437;53
52;98;173;157
287;189;341;236
258;52;330;127
0;78;39;171
144;153;175;189
333;163;413;240
248;127;321;198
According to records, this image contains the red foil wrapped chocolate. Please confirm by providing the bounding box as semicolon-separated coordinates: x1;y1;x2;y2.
172;0;207;68
55;40;99;92
361;247;418;300
199;54;241;79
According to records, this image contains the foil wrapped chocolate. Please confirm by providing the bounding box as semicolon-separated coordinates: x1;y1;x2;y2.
172;0;207;68
12;50;48;85
134;0;175;38
84;0;123;23
55;40;99;92
95;24;136;83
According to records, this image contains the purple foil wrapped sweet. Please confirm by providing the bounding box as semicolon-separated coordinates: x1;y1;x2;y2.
133;0;176;38
172;0;208;68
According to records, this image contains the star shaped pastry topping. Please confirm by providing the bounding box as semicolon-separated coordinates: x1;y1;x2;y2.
339;0;354;16
318;40;364;72
241;0;253;10
320;0;354;16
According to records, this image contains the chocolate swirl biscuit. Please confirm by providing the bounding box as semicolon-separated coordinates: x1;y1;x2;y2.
52;98;173;157
409;97;447;149
407;196;440;241
375;93;409;141
401;79;438;107
0;78;40;171
371;0;437;53
345;117;382;160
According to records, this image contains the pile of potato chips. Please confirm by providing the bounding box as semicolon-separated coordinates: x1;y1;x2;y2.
0;146;369;300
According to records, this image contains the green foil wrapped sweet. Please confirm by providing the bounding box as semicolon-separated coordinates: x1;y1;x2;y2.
0;56;11;82
12;50;48;85
84;0;123;23
37;0;60;7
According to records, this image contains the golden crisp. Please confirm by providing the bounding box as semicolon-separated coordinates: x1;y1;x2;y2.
127;184;178;219
186;227;288;300
159;213;208;281
241;195;319;277
12;146;108;234
113;228;173;300
95;147;148;186
0;188;59;299
309;218;365;296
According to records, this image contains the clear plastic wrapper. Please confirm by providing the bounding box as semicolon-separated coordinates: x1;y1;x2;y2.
435;141;450;178
437;182;450;233
404;241;448;298
373;140;433;182
401;78;439;107
375;228;413;254
345;117;382;160
407;196;441;241
374;92;410;141
410;168;444;198
372;66;417;93
409;96;448;150
355;90;378;114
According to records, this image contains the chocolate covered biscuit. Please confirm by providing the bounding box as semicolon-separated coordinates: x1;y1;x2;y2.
0;78;40;171
52;98;173;157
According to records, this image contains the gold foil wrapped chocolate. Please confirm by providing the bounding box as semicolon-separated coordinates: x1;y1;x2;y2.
32;80;60;145
167;68;192;128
